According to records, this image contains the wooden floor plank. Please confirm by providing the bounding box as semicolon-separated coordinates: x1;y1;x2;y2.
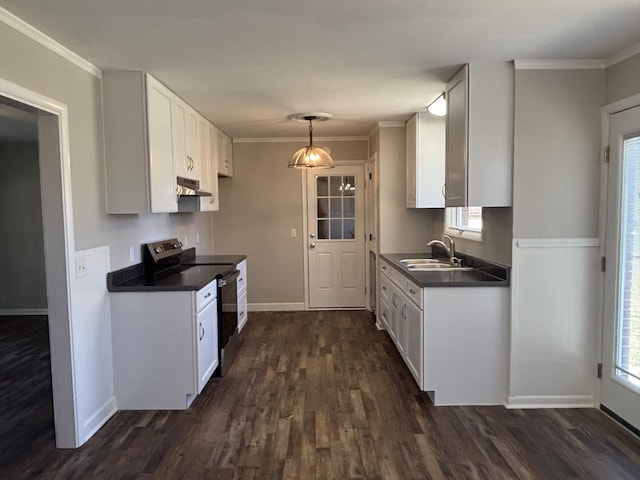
2;312;640;479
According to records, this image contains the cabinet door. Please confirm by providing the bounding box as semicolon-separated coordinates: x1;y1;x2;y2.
392;291;404;354
445;65;468;207
172;99;189;179
217;130;233;177
237;290;248;333
404;299;423;387
378;295;391;330
196;298;219;393
406;115;418;207
186;108;200;180
146;76;178;213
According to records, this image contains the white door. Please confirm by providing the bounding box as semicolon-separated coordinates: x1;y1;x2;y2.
601;105;640;430
306;165;366;308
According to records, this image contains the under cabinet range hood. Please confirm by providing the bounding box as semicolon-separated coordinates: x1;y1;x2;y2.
176;176;212;197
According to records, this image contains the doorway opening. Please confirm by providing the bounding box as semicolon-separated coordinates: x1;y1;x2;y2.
0;81;78;449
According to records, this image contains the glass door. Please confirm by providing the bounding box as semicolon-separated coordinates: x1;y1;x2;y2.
602;105;640;430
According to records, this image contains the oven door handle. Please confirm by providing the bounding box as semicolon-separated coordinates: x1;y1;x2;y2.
219;269;240;287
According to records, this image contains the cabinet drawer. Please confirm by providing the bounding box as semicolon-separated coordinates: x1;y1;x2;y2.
379;272;393;301
405;278;422;309
236;259;247;294
196;280;217;312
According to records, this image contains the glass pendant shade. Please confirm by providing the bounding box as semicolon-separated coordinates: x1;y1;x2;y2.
288;115;334;169
288;145;334;169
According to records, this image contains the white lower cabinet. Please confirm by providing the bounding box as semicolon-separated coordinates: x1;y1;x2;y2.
379;258;508;405
111;279;218;409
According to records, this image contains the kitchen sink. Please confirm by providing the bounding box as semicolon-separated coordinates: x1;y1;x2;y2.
400;258;474;272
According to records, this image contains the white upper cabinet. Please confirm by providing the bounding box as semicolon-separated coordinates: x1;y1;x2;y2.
445;63;513;207
103;71;177;214
103;70;227;214
199;121;220;211
406;112;446;208
217;129;233;177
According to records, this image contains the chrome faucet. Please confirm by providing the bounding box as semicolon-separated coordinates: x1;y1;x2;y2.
427;234;461;266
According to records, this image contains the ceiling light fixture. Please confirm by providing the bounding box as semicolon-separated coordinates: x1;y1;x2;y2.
427;93;447;116
287;112;334;169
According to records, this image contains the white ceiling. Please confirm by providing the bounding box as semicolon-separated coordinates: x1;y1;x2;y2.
1;0;640;138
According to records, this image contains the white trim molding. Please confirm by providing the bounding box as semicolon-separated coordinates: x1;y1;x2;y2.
506;395;595;409
0;7;102;78
515;238;600;248
514;59;605;70
606;41;640;68
0;308;48;316
249;302;306;312
234;136;369;144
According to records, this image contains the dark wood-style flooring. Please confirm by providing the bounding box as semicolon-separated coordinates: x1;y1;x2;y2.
1;311;640;479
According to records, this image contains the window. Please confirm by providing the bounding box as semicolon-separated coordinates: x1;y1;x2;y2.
444;206;483;241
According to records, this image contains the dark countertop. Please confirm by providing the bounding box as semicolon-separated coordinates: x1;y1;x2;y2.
107;264;236;292
381;252;510;287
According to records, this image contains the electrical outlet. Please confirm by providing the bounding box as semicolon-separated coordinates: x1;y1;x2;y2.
75;257;88;278
196;233;200;244
129;246;135;263
184;235;189;247
291;228;297;238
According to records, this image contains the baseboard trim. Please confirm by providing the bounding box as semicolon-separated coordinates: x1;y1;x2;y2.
81;395;117;445
0;308;48;316
249;302;306;312
506;395;595;409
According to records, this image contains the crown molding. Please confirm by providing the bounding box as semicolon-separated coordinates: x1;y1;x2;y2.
0;7;102;78
605;41;640;68
514;59;605;70
377;121;405;128
233;136;369;144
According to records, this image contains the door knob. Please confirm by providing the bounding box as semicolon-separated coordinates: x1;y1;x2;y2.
310;233;316;239
309;243;316;249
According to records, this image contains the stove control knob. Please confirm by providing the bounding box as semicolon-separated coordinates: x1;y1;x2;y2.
155;246;164;253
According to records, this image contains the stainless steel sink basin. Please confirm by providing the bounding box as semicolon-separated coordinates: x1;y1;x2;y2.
400;258;474;272
408;266;475;272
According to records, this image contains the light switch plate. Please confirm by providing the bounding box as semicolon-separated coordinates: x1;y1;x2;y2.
75;257;88;278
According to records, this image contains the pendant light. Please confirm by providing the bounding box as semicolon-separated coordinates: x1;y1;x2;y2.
287;113;334;169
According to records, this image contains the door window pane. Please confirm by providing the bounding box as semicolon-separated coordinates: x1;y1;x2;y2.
330;220;342;239
616;135;640;387
314;174;357;241
317;198;328;218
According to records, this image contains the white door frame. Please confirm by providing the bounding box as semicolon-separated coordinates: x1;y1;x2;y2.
302;160;368;309
0;79;79;448
598;93;640;414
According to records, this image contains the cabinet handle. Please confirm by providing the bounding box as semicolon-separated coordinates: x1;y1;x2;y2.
204;292;211;298
240;310;244;316
392;293;397;307
402;304;407;319
199;323;205;341
409;288;416;294
382;265;387;270
442;183;447;199
382;286;387;291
